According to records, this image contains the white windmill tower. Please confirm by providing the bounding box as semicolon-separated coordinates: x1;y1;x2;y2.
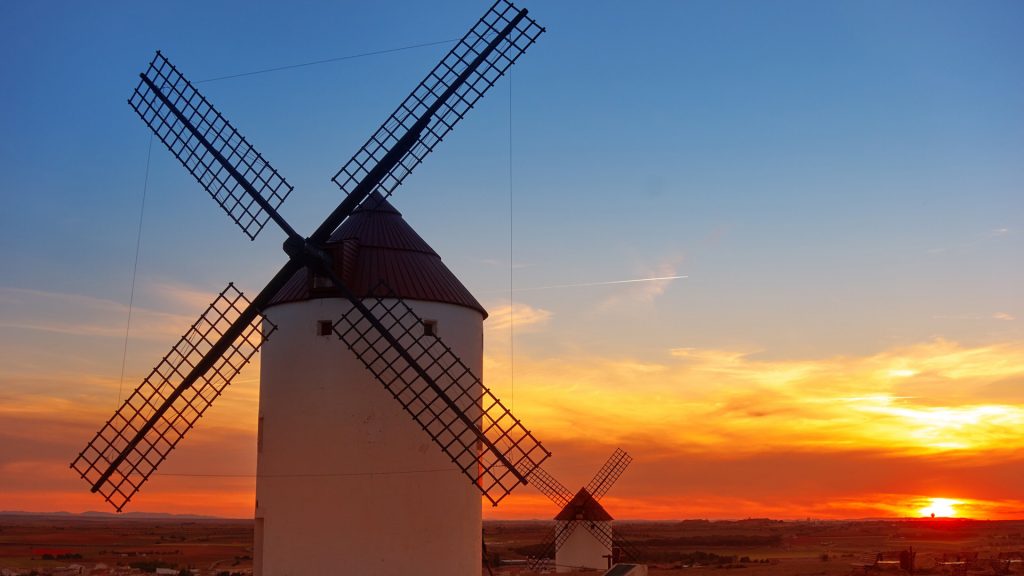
71;3;549;575
255;193;493;574
527;449;636;573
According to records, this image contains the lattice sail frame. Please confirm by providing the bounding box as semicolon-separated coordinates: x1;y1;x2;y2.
332;0;543;203
333;282;549;505
586;447;633;501
70;284;273;511
528;464;574;508
129;52;293;240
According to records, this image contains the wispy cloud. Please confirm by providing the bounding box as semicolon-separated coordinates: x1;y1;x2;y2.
0;286;195;340
484;302;552;335
149;279;242;310
477;274;687;295
598;258;686;309
926;226;1014;254
933;312;1017;322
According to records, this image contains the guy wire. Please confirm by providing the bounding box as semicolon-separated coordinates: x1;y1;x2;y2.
118;134;153;408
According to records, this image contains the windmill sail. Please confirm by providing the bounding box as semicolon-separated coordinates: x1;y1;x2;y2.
331;0;543;198
129;52;294;240
70;284;272;511
321;0;544;239
334;281;548;505
528;464;575;508
586;447;633;500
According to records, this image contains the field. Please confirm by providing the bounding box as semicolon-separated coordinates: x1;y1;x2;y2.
0;514;252;574
1;514;1022;575
488;519;1024;575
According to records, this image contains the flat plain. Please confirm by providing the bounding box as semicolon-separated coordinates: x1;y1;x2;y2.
1;514;1022;575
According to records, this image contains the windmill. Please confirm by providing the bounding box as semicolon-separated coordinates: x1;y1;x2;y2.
527;448;635;573
70;2;548;574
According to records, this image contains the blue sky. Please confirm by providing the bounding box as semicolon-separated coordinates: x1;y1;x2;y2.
1;1;1022;518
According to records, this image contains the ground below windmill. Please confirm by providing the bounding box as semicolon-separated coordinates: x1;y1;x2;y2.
1;514;1022;575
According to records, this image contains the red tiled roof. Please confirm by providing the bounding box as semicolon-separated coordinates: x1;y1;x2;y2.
554;487;614;522
268;193;486;317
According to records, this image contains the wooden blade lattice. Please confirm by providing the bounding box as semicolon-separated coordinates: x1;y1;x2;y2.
70;284;272;511
129;52;293;240
528;465;574;509
333;282;549;505
331;0;543;203
586;448;632;501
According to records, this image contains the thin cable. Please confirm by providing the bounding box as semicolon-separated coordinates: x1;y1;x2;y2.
197;38;457;83
508;70;514;412
117;134;153;407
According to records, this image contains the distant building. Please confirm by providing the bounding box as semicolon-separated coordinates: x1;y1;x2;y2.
554;488;614;572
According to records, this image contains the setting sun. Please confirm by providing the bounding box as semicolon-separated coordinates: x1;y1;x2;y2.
919;498;960;518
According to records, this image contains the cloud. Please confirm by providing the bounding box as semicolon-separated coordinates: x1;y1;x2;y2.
0;286;194;340
484;302;552;336
598;257;685;309
148;279;237;310
932;312;1016;322
493;339;1024;460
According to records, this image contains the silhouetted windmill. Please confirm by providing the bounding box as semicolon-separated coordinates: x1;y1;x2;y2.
70;2;547;574
527;448;635;572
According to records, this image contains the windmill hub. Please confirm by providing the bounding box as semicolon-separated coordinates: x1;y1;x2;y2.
280;236;333;281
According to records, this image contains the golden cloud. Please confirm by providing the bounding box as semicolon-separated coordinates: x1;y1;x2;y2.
486;339;1024;458
484;302;553;336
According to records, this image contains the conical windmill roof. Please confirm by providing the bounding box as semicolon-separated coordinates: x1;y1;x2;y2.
554;487;614;522
269;193;487;317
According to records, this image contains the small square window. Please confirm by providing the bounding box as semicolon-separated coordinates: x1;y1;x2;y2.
317;320;333;337
422;319;438;337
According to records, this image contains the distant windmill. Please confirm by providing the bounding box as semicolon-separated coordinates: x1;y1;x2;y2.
70;2;548;574
528;448;634;572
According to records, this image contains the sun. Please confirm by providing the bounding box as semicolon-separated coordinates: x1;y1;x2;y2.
918;497;959;518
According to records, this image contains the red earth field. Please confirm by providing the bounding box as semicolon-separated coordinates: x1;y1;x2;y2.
1;514;1022;575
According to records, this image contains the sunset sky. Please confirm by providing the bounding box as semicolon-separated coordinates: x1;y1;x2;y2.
1;1;1022;520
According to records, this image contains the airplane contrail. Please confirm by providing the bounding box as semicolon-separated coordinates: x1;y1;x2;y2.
483;274;688;294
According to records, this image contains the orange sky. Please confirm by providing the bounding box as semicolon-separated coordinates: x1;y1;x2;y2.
1;289;1022;520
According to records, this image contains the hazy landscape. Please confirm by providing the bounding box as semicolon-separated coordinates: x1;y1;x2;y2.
2;514;1023;575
